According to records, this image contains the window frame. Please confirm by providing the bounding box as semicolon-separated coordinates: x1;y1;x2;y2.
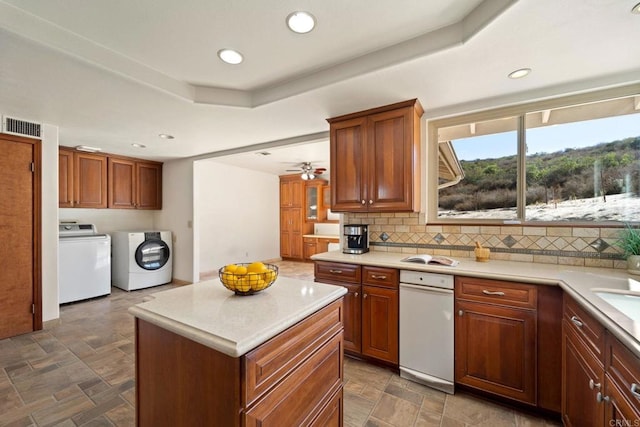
426;84;640;226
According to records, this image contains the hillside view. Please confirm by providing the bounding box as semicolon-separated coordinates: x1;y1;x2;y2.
439;136;640;221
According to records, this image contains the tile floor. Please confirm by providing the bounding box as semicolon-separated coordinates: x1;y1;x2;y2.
0;261;561;426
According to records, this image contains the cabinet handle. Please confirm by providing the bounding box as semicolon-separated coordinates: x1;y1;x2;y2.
589;379;601;390
329;269;343;274
570;316;583;328
596;392;610;403
361;200;366;205
631;383;640;399
369;199;373;204
363;293;368;299
371;274;387;280
354;292;359;298
458;310;464;316
482;290;505;296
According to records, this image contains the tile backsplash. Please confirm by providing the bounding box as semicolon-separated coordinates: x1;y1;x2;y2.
344;212;627;270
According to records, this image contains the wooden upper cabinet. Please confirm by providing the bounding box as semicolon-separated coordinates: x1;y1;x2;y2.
280;175;304;208
136;161;162;209
108;158;162;210
59;147;162;210
108;157;136;209
328;99;423;212
74;152;107;208
58;148;74;208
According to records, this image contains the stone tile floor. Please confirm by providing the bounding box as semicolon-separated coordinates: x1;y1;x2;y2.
0;261;561;426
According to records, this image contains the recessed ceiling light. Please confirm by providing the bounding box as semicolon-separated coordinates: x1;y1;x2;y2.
508;68;532;79
131;143;146;148
217;48;244;65
286;11;316;34
158;133;174;140
632;2;640;14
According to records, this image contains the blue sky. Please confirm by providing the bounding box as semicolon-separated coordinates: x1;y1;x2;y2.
453;112;640;161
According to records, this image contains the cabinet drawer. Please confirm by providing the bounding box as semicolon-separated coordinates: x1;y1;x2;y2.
244;332;343;427
605;332;640;410
362;266;398;289
243;299;343;407
315;261;361;285
563;294;605;362
455;277;537;309
310;388;342;427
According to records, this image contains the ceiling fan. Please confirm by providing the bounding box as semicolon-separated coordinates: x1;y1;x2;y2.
286;162;326;180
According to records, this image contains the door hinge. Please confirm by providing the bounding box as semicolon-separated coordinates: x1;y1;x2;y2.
30;162;35;172
31;303;35;314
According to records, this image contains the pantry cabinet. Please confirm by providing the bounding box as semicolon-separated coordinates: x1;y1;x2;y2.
59;148;108;208
327;99;422;213
108;157;162;209
314;261;399;365
280;175;313;260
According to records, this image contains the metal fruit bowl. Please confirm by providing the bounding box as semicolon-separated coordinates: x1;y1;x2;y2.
218;263;278;296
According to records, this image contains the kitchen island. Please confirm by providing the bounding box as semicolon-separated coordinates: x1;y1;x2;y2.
129;277;347;427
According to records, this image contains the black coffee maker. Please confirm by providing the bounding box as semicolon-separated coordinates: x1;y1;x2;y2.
343;224;369;254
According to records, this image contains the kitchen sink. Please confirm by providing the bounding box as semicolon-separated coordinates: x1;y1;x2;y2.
593;289;640;323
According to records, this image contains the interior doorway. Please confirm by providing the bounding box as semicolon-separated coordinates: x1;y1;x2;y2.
0;133;42;339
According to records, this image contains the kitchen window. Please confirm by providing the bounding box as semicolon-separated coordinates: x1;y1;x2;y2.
427;86;640;225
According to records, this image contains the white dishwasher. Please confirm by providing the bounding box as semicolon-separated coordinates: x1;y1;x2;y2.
59;224;111;304
399;270;454;394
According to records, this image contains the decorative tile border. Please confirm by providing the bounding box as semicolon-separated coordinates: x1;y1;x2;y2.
344;212;628;269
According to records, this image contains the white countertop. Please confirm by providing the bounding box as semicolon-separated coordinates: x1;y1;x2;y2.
312;250;640;358
302;234;340;239
129;277;347;357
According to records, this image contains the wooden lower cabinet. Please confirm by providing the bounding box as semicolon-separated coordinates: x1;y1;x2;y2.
562;318;604;427
136;300;344;426
314;261;399;365
562;294;640;426
455;299;537;404
361;285;398;364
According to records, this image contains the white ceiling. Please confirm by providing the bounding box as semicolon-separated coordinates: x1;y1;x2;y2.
1;0;639;176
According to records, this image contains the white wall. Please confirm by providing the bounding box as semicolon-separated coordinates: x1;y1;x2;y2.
154;158;195;283
41;124;59;322
195;160;280;275
59;209;155;234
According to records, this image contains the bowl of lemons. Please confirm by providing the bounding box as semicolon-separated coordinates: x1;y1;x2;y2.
218;261;278;295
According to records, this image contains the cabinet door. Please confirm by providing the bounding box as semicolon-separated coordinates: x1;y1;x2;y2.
366;107;415;212
280;209;293;258
74;152;107;208
136;161;162;209
330;117;367;212
108;157;136;209
58;149;74;207
361;285;398;364
280;177;304;208
604;374;640;426
455;300;537;404
562;320;604;427
343;283;362;354
304;238;317;261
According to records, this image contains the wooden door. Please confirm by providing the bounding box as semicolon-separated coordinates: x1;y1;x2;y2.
455;300;537;404
342;283;362;354
108;157;136;208
303;238;317;261
58;148;74;207
280;209;293;258
0;134;41;339
137;161;162;209
74;152;107;208
280;175;303;208
562;320;603;427
330;117;367;212
289;207;303;259
366;107;414;211
361;285;398;363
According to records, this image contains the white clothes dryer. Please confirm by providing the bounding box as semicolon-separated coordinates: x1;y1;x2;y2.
111;231;172;291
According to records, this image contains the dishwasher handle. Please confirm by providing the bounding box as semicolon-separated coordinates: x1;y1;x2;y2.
400;282;454;294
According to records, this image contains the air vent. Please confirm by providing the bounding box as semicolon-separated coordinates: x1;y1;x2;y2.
3;116;42;139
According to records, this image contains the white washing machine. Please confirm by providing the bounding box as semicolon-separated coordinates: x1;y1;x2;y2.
111;231;173;291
